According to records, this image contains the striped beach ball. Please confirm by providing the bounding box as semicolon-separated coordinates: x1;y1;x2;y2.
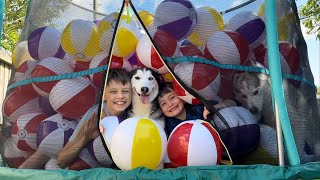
89;51;108;88
212;106;260;158
188;6;224;47
225;11;266;49
98;12;119;53
113;19;141;57
3;137;30;168
179;42;203;57
136;34;168;74
37;114;78;158
110;55;133;71
28;26;65;60
126;51;140;69
167;120;222;167
204;31;249;65
49;77;96;119
264;42;300;74
2;88;42;123
86;137;113;166
110;117;167;170
173;79;201;105
174;62;221;102
31;57;73;97
155;0;197;41
12;41;34;69
138;11;155;30
12;113;48;152
61;19;101;62
152;30;178;57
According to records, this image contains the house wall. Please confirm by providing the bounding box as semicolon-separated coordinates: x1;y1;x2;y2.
0;47;12;124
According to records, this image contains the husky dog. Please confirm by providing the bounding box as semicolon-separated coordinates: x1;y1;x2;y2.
233;72;320;163
128;67;165;128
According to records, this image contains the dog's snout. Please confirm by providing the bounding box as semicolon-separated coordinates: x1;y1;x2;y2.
250;107;258;114
141;87;149;94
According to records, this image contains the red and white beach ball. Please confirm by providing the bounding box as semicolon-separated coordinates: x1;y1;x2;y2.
179;43;203;57
13;60;38;82
86;137;113;166
136;34;168;74
11;113;48;152
49;77;96;119
174;62;221;101
37;114;78;158
167;120;222;167
204;31;249;65
225;11;266;49
155;0;197;41
2;137;31;168
28;26;65;60
61;19;101;62
2;88;41;123
173;79;201;105
89;51;108;88
188;6;224;47
212;106;260;158
110;55;133;71
110;117;167;170
264;42;300;74
152;30;178;57
31;57;73;97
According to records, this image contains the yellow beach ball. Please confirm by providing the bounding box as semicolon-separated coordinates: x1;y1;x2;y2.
61;19;101;62
110;117;167;170
112;19;141;57
138;11;154;29
98;12;119;54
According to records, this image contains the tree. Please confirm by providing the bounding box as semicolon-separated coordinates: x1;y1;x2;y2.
299;0;320;40
2;0;70;51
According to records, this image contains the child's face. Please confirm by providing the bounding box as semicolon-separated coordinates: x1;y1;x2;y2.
104;80;132;116
158;90;185;118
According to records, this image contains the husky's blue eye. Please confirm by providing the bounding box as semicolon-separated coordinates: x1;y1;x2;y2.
148;77;154;81
135;76;140;80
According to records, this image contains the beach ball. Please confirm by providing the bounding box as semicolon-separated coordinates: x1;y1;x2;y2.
49;77;96;119
13;60;37;82
99;116;123;150
136;34;168;74
98;12;119;53
110;117;167;170
264;42;300;74
225;11;266;49
204;31;249;65
12;113;48;152
252;44;267;65
126;51;140;69
188;6;224;47
37;114;78;158
110;55;133;71
2;88;42;123
152;30;178;57
2;137;31;168
174;62;221;101
86;137;113;166
61;19;101;62
38;96;56;116
31;57;73;97
179;43;203;57
168;120;222;167
138;11;155;30
155;0;197;41
212;106;260;158
28;26;65;60
89;51;108;88
12;41;34;69
113;19;141;57
173;79;201;105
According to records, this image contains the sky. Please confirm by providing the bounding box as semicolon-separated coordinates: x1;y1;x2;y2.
71;0;319;86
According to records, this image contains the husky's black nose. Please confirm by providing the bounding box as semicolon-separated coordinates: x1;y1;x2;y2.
250;107;258;114
141;87;149;94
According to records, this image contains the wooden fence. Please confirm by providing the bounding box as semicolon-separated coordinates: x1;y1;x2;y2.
0;47;12;124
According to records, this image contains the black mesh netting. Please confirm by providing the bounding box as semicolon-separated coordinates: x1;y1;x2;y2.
1;0;319;170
